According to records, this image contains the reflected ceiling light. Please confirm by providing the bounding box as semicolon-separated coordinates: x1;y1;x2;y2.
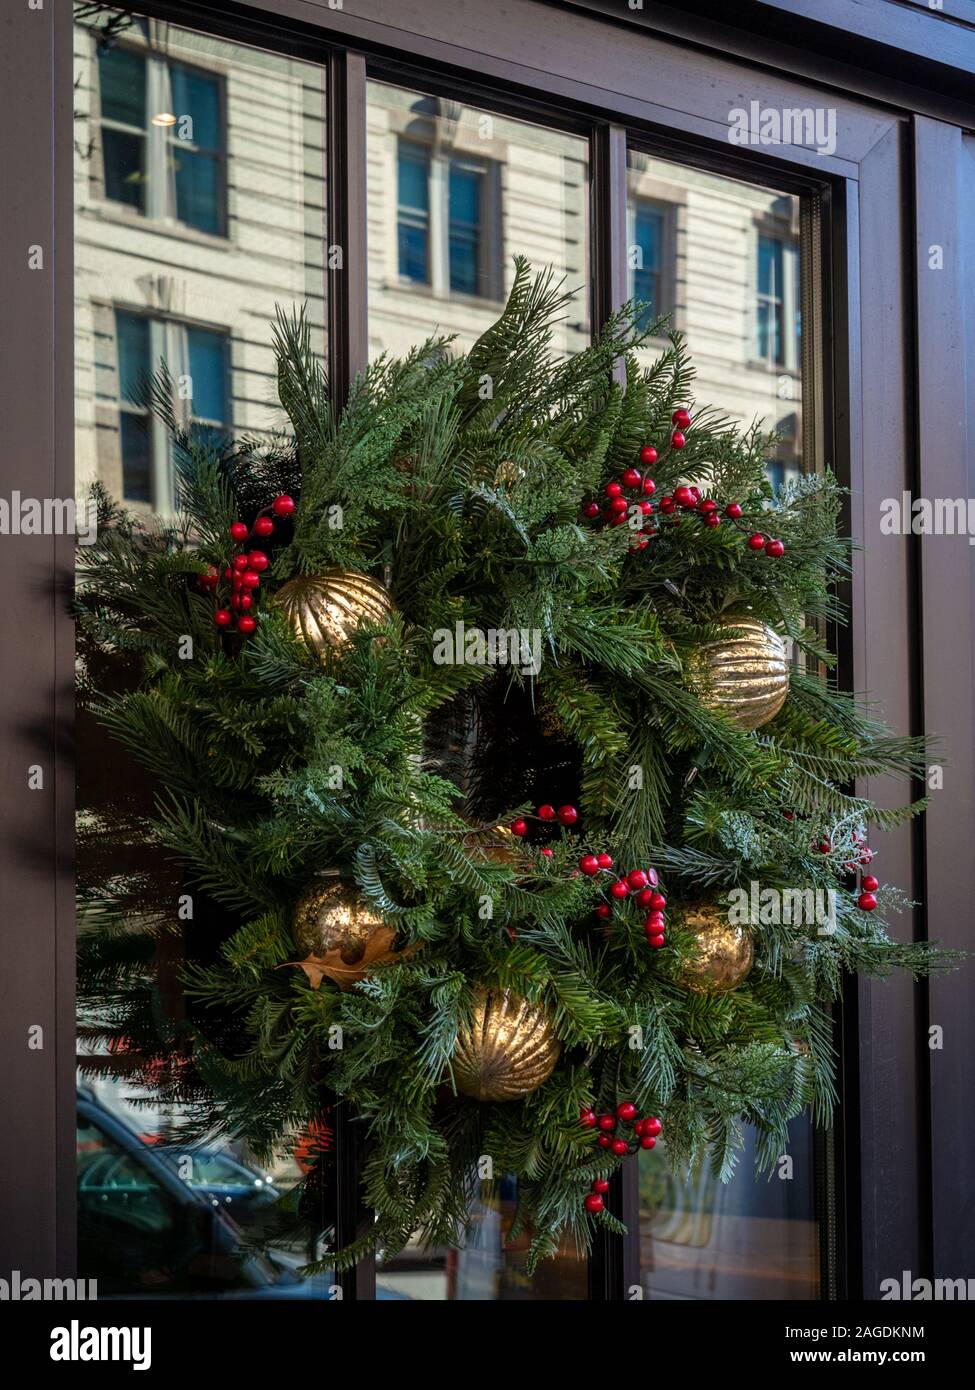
151;111;177;127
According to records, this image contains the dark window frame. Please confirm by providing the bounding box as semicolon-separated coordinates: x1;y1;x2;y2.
5;0;970;1304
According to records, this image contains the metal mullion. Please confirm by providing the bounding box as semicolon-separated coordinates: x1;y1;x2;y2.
326;48;368;409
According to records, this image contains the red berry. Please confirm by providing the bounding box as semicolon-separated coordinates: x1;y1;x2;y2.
223;567;233;580
233;554;249;571
644;1117;662;1137
605;481;623;498
626;869;648;891
595;903;611;920
672;407;691;429
537;804;556;821
644;913;665;932
580;1108;597;1129
704;513;720;528
592;1177;610;1194
584;1193;605;1214
540;847;554;858
271;494;295;517
639;445;658;466
248;550;269;571
611;1138;628;1156
238;615;257;635
674;484;694;508
647;934;666;949
253;516;274;537
648;892;666;911
659;496;675;514
557;805;578;826
242;570;261;589
748;532;767;551
818;839;831;854
670;430;686;449
230;521;249;541
765;538;785;558
608;496;629;515
699;498;718;513
641;1135;657;1149
859;847;874;865
610;880;630;900
597;1134;611;1148
621;468;642;488
214;609;232;627
510;819;528;837
725;502;743;519
596;853;613;869
634;1118;645;1136
616;1102;637;1122
597;1114;616;1132
231;595;242;611
638;499;654;515
583;501;601;519
579;854;600;876
858;891;877;911
862;874;879;892
637;889;654;908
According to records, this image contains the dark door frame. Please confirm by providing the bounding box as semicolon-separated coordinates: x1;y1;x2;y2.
2;0;972;1300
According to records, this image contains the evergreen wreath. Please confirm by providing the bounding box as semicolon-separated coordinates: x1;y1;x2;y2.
76;259;954;1272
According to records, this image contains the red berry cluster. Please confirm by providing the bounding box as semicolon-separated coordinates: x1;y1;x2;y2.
581;408;785;560
579;854;666;949
816;828;879;910
200;494;294;638
579;1104;663;1211
510;803;578;837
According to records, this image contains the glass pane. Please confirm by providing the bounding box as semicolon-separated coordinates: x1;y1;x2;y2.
369;81;590;357
75;6;330;1300
186;326;228;424
376;1177;589;1301
102;128;146;209
76;7;327;516
98;45;146;127
171;147;221;234
627;148;817;1297
627;152;803;488
170;64;221;150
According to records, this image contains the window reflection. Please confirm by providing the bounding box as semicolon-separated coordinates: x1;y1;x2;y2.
369;82;590;358
75;6;331;1298
626;153;803;495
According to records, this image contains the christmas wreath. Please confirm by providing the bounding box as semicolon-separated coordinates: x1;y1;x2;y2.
76;259;952;1272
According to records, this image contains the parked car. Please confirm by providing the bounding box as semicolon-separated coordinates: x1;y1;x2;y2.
154;1144;280;1222
77;1088;328;1299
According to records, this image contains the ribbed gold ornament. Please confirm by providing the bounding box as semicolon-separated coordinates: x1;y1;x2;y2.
694;615;789;731
493;458;525;488
274;569;395;661
451;988;561;1101
678;904;753;994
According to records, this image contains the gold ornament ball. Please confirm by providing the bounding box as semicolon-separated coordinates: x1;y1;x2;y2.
451;988;561;1101
293;879;385;965
678;904;754;994
274;569;395;662
694;615;789;731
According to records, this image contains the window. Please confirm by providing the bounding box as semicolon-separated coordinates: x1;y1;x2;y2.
97;43;224;235
115;309;229;508
757;229;800;371
395;138;494;296
371;85;590;360
630;200;667;328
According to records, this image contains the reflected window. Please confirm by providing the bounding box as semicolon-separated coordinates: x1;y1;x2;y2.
370;83;590;359
629;200;667;328
113;309;229;507
96;43;224;235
